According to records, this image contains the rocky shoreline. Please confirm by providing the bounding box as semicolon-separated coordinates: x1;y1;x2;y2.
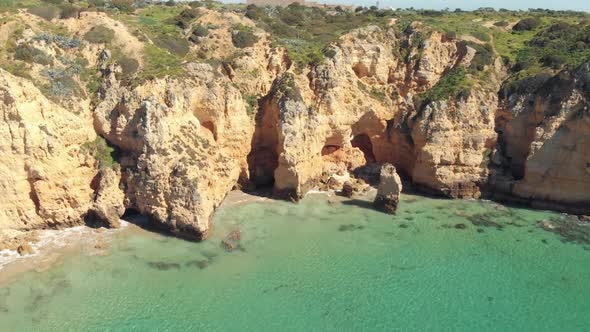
0;221;127;286
2;183;590;288
1;6;589;242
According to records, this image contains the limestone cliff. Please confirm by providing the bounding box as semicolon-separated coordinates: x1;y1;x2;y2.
0;5;589;242
0;69;99;230
92;10;289;238
257;26;500;200
491;64;590;213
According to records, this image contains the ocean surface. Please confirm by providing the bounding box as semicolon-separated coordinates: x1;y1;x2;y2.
1;192;589;331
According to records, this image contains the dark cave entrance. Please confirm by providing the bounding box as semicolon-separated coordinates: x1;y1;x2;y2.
246;98;279;189
120;208;151;227
247;148;278;188
351;134;376;164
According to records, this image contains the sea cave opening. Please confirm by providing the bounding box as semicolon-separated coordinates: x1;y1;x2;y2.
246;99;279;190
351;133;376;164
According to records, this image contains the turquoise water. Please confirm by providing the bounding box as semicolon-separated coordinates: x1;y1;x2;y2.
1;193;589;331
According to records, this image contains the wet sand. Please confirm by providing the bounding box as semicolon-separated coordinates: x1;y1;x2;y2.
0;222;129;286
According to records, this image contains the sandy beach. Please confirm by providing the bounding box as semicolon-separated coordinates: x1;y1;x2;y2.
0;222;129;286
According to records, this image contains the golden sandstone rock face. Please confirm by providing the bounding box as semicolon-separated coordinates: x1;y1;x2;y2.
374;164;403;214
0;10;589;241
94;75;256;239
268;26;498;200
0;70;97;231
492;64;590;213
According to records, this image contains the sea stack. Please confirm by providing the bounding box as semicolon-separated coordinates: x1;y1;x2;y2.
374;164;403;214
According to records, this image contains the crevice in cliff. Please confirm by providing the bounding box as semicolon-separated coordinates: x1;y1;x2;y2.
27;178;41;217
384;115;417;178
247;98;279;189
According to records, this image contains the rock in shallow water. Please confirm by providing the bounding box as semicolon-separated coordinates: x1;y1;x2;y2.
221;229;242;252
537;217;590;245
147;262;181;271
17;241;33;256
373;164;403;214
341;182;353;198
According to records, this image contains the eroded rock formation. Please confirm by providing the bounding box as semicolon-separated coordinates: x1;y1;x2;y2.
0;8;588;242
491;63;590;213
374;164;403;214
0;69;97;230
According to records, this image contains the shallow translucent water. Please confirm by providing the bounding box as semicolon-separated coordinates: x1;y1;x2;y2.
1;193;589;331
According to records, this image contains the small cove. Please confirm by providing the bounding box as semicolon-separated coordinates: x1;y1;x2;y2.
1;191;589;331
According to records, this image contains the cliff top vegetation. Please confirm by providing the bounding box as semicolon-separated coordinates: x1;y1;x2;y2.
0;0;589;103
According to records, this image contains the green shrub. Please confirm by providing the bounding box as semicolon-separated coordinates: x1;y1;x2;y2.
245;4;264;20
272;72;301;102
243;4;395;70
540;54;564;69
513;17;542;31
189;24;208;43
14;44;53;65
231;29;258;49
142;44;183;80
41;67;83;99
82;136;116;169
188;1;203;8
501;72;551;98
307;51;323;66
322;47;336;58
444;31;457;40
2;61;32;79
112;0;134;13
494;20;509;27
466;42;494;71
471;31;491;42
193;24;209;37
416;67;469;108
59;4;80;19
512;21;590;74
87;0;106;8
117;55;139;77
84;25;115;44
154;34;189;56
28;6;60;21
34;33;81;49
175;8;200;29
244;94;258;115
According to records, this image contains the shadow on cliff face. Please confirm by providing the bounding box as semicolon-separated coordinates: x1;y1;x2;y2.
120;208;204;242
246;95;279;191
351;134;376;164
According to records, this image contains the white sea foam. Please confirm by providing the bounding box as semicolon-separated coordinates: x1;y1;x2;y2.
0;220;128;270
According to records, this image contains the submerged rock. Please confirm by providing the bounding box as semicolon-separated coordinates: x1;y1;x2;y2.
539;220;557;231
16;241;33;256
537;217;590;245
341;182;354;198
221;229;242;252
338;224;364;232
186;259;210;269
147;262;181;271
373;164;403;214
468;214;504;230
